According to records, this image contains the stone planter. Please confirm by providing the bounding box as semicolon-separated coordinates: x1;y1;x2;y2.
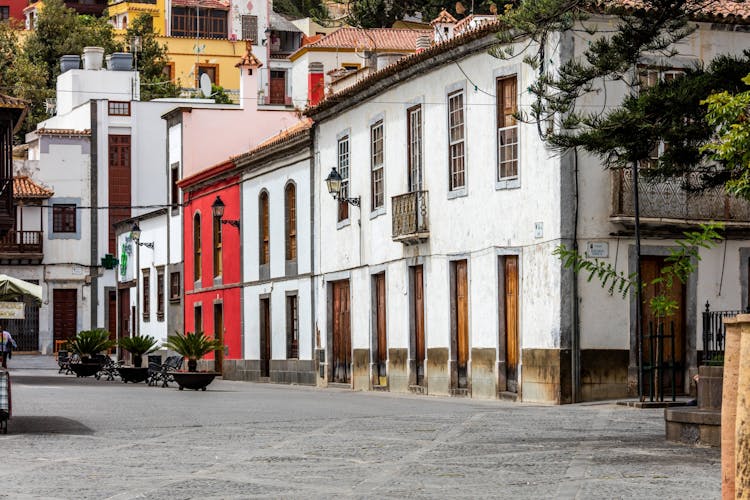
69;362;103;378
171;372;217;391
118;366;149;384
108;52;133;71
60;55;80;73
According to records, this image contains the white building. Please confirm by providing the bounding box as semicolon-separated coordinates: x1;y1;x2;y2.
306;12;750;403
231;119;315;383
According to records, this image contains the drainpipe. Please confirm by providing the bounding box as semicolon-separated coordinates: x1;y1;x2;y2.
89;101;99;330
572;148;580;403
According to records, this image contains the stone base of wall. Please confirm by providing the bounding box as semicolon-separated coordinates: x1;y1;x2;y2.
522;348;572;404
580;349;629;401
352;349;370;391
221;359;260;381
471;348;496;399
270;359;316;385
665;408;721;447
388;348;408;393
426;347;450;396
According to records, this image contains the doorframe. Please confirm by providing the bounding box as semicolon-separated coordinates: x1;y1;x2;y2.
496;248;522;393
448;255;471;391
628;244;697;394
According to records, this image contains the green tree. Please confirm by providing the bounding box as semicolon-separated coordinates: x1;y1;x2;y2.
702;75;750;200
125;14;180;101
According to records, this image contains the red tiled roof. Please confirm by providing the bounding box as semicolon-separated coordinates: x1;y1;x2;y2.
171;0;229;10
13;176;53;199
603;0;750;20
0;94;28;109
35;128;91;136
236;41;262;68
299;28;431;51
302;34;323;46
431;9;458;25
232;119;313;163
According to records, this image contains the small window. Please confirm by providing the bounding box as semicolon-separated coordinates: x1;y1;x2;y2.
108;101;130;116
0;7;10;20
286;294;299;359
196;64;219;88
142;270;151;321
337;136;350;222
52;204;76;233
156;269;165;321
213;214;222;277
448;90;466;191
193;213;201;282
241;14;258;42
170;271;181;301
285;183;297;261
370;120;384;211
342;64;359;71
194;304;203;334
170;163;180;212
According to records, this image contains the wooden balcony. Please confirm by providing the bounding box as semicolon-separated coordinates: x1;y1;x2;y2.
392;191;429;245
0;230;43;263
610;169;750;231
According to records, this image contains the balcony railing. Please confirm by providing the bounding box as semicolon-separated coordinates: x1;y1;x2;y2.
0;230;43;255
392;191;429;244
611;169;750;224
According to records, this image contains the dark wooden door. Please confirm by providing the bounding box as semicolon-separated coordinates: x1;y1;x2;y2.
503;256;519;393
214;303;224;374
375;273;387;386
260;298;270;378
108;135;131;253
53;289;77;344
641;256;686;394
117;288;130;360
269;71;286;104
454;260;469;389
332;280;351;384
413;265;425;386
107;290;117;342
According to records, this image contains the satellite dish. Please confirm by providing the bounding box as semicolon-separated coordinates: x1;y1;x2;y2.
199;73;212;98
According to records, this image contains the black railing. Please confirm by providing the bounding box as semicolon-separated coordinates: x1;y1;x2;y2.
642;320;680;402
702;302;748;366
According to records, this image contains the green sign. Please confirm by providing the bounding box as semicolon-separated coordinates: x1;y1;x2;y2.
101;254;119;270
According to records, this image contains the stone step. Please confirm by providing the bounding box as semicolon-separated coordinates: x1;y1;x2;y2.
450;388;470;397
372;385;389;392
498;391;518;402
409;385;426;395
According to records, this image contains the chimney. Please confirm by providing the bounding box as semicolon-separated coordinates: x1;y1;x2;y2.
236;42;263;109
308;62;324;107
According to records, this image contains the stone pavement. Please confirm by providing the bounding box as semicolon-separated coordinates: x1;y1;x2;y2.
2;355;719;499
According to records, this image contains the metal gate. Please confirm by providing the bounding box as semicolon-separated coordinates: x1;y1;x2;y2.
5;293;39;352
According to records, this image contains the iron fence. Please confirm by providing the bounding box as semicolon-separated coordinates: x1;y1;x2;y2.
702;301;748;366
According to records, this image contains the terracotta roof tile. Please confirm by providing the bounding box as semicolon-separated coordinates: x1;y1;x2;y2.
298;28;430;51
0;94;28;109
171;0;229;10
35;128;91;136
432;9;458;25
603;0;750;20
236;41;263;68
13;176;53;199
232;119;313;162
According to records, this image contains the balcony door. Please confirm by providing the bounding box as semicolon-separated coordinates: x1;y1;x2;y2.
407;105;423;192
269;70;286;105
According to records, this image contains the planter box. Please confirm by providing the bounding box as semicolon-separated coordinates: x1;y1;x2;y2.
118;366;149;384
69;362;103;378
171;372;218;391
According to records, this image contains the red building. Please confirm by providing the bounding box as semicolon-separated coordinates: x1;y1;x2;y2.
180;161;241;373
1;0;27;22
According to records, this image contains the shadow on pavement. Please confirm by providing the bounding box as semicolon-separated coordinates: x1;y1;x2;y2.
9;416;94;435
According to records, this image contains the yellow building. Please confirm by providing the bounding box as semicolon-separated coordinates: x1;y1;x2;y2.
108;0;165;34
156;35;242;91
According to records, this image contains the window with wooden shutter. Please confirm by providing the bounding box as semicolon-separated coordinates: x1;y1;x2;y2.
213;214;222;277
194;304;203;334
370;120;384;210
108;134;131;253
170;271;181;301
259;191;269;265
242;15;258;43
156;268;165;321
407;105;423;192
52;204;76;233
285;183;297;261
142;269;150;321
497;75;519;181
193;213;201;282
286;294;298;359
337;137;349;221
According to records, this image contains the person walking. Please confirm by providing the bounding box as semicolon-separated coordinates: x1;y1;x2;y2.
0;326;17;369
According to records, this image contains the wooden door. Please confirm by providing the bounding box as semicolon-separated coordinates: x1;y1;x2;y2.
503;256;519;392
269;71;286;105
260;298;270;377
332;280;351;384
107;290;117;342
413;265;425;386
214;303;224;374
641;256;686;394
53;289;77;344
454;261;469;389
118;288;130;360
375;273;387;386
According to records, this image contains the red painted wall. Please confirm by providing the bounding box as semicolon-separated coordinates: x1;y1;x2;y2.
2;0;26;23
183;174;242;361
308;72;324;107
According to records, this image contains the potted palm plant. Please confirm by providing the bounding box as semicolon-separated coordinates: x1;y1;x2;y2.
162;331;223;391
67;329;115;377
118;335;158;383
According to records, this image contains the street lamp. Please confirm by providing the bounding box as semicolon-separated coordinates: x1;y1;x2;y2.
130;222;154;249
211;196;240;228
325;167;360;207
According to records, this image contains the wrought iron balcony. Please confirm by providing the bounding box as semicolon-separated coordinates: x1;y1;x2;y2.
611;169;750;227
392;191;429;244
0;230;43;262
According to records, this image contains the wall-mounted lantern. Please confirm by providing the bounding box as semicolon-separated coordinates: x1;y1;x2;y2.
211;196;240;228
